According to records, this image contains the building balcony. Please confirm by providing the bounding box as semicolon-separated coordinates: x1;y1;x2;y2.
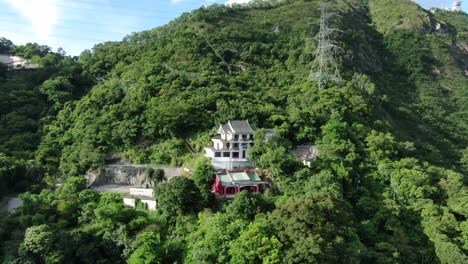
206;146;241;151
210;157;250;162
232;137;254;142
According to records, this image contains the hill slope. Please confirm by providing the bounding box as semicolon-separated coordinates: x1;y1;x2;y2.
0;41;93;196
1;0;467;263
39;0;467;175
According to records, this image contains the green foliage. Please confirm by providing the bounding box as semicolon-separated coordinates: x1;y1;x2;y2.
0;38;93;195
155;176;202;216
191;158;215;206
147;168;166;185
269;194;365;263
1;0;467;263
19;224;63;263
128;232;164;264
229;217;282;264
185;211;248;263
433;9;468;43
368;0;434;34
149;139;186;165
226;190;274;221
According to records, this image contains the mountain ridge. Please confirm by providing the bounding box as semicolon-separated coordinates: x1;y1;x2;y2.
0;0;467;263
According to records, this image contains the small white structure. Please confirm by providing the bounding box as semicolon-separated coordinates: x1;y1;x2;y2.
123;187;156;210
0;54;40;69
123;197;157;210
205;120;256;170
452;0;462;11
292;145;319;167
129;187;153;197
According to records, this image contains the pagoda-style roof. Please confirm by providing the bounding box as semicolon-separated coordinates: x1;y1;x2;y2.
216;169;263;186
218;120;255;134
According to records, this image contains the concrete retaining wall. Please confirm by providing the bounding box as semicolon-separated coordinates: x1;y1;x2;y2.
85;165;186;188
1;197;23;214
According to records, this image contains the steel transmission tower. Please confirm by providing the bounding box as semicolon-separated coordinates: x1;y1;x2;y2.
308;4;342;88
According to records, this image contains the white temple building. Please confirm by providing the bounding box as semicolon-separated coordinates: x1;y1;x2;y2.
205;120;257;170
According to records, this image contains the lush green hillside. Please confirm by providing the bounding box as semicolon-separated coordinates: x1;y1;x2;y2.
1;0;467;263
0;41;94;196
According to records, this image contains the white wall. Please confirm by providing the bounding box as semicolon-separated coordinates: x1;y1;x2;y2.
129;188;153;197
212;139;223;150
142;199;157;210
123;197;157;210
123;197;135;207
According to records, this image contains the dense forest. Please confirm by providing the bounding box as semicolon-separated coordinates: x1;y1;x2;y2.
0;0;467;263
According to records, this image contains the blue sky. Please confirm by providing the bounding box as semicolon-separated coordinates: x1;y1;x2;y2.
0;0;466;56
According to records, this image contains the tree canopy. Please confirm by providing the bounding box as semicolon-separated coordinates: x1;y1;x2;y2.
1;0;467;263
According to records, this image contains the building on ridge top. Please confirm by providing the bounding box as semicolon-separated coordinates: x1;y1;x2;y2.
205;120;257;170
452;0;462;12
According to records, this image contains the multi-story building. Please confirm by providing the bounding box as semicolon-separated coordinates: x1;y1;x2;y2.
205;120;256;170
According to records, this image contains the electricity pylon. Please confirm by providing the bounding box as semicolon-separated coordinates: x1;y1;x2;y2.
308;4;342;88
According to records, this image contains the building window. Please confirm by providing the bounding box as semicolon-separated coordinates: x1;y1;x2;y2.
225;187;237;194
234;134;239;140
223;152;230;157
242;135;247;141
233;143;239;149
232;152;239;158
226;143;230;149
215;152;221;157
249;134;253;140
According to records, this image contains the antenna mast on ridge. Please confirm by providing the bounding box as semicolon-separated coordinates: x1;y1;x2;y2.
452;0;462;11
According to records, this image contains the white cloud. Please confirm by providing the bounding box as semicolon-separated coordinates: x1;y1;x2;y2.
6;0;60;40
225;0;254;5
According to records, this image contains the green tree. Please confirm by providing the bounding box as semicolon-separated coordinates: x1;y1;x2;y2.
229;217;282;264
226;190;274;221
19;224;63;263
269;194;364;263
128;232;164;264
39;77;74;111
155;176;202;216
185;211;248;264
0;37;13;52
191;158;215;206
